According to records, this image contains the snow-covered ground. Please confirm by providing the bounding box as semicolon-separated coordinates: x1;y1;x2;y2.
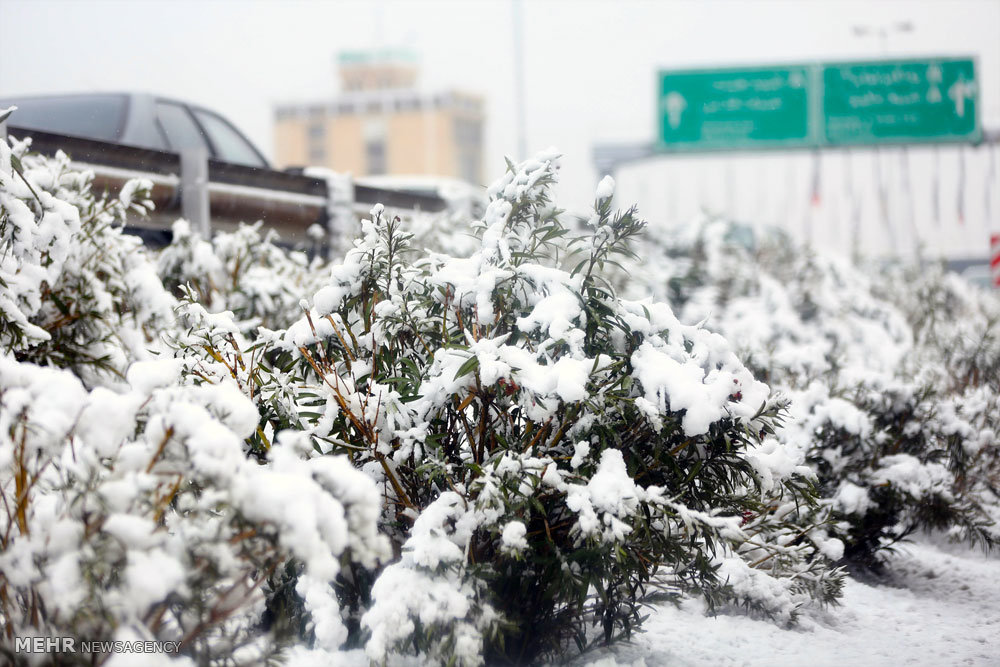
585;538;999;667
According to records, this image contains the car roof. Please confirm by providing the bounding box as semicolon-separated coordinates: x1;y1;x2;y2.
0;91;270;168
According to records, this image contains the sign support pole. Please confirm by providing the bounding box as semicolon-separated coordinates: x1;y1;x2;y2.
990;233;1000;288
901;147;921;259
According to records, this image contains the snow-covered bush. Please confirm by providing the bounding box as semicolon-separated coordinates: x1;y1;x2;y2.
263;161;840;664
876;263;1000;551
1;134;174;386
407;207;484;257
628;218;998;573
0;132;388;664
158;219;326;334
0;356;388;664
882;263;1000;395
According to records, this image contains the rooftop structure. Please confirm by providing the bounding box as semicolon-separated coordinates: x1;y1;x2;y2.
274;50;484;184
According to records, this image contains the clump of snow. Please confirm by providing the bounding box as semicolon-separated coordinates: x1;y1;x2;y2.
501;521;529;554
595;175;615;201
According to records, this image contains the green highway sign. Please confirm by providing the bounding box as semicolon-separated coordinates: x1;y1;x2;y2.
822;58;979;145
658;65;816;150
657;57;979;151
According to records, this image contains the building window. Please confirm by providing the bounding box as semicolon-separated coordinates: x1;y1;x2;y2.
363;118;386;175
307;121;326;164
453;116;482;183
366;139;386;175
395;97;419;112
453;117;482;149
459;151;480;184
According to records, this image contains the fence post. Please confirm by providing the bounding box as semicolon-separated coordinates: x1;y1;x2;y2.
328;173;354;259
305;167;355;260
180;146;211;239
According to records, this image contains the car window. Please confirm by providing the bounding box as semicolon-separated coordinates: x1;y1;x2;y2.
2;94;127;142
156;101;208;152
192;109;266;168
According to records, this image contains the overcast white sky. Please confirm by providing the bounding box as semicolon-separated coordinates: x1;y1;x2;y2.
1;0;998;256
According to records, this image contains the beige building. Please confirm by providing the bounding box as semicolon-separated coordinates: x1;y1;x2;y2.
274;51;485;184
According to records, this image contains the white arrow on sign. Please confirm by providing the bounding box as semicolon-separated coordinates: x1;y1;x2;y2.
948;76;976;118
663;91;687;129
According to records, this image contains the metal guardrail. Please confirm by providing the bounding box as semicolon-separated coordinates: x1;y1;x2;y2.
594;129;1000;177
4;126;449;244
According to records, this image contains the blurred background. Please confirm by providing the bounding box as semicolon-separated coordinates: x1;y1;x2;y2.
1;0;997;264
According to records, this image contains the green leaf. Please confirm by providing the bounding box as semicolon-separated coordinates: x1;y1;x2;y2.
50;293;71;317
400;356;421;377
453;355;480;380
570;257;590;277
540;226;569;242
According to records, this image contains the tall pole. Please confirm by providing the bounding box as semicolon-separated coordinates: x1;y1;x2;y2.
757;159;767;223
784;160;793;226
958;145;966;225
874;153;896;250
987;142;997;228
725;161;734;220
932;145;941;225
874;143;890;249
845;152;863;261
512;0;528;161
900;146;921;259
806;149;821;246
